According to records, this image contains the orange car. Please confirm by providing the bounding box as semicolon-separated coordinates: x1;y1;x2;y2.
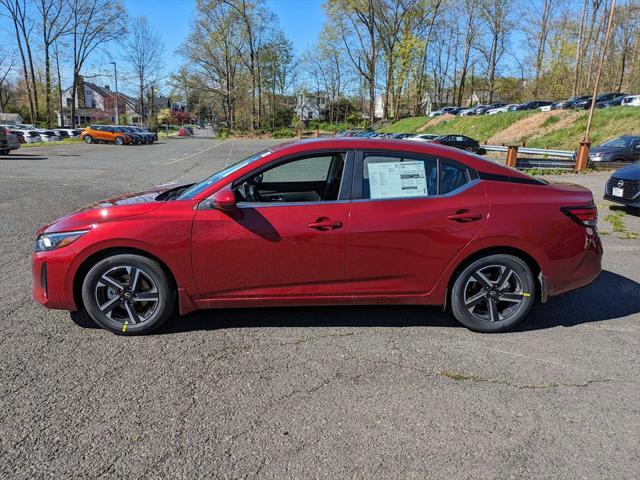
81;125;132;145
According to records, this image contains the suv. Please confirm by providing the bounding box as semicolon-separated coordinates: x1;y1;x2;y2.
81;125;132;145
515;101;552;110
431;134;481;153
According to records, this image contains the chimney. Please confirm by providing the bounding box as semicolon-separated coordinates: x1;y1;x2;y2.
104;85;110;91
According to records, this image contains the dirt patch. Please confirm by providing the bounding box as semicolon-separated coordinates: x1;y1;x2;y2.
417;114;456;131
487;110;580;145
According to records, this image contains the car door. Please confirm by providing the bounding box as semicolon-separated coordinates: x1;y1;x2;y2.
631;139;640;161
345;150;489;296
190;151;353;299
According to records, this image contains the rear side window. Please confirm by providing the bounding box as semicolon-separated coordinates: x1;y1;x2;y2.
361;154;475;199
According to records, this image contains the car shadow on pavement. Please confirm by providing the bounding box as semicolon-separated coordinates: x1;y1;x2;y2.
70;270;639;334
0;153;48;160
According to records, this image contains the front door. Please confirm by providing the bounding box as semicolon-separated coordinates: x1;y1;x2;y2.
191;151;352;299
346;151;489;295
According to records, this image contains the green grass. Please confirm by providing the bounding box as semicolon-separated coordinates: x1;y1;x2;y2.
21;138;83;147
541;115;560;128
380;116;429;133
527;107;640;149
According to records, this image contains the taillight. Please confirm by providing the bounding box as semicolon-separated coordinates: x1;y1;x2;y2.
561;205;597;227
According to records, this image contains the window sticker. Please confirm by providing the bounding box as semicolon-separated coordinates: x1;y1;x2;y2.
368;161;428;199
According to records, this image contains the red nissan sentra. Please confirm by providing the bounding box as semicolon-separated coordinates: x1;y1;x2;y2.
32;138;602;334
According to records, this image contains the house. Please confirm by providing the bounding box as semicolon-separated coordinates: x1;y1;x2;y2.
57;77;168;126
295;91;333;122
0;112;23;125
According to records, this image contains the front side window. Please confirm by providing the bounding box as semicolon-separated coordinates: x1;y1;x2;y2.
234;152;346;204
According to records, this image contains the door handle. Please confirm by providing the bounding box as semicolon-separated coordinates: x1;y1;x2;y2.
447;210;483;223
307;217;343;231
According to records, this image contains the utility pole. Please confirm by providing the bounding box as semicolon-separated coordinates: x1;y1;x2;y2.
576;0;616;171
110;61;120;125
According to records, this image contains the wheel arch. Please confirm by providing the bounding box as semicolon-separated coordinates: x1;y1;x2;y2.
72;246;178;312
445;246;543;308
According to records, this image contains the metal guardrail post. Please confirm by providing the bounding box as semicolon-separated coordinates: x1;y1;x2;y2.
575;141;590;171
506;145;518;168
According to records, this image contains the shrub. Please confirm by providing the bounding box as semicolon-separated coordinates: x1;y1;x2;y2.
272;128;295;138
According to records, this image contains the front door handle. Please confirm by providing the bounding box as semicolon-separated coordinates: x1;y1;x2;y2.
307;217;343;231
447;210;483;223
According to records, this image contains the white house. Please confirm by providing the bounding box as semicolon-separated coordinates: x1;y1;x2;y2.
295;91;333;121
0;113;23;125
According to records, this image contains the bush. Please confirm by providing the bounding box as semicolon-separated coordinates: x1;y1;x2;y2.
272;128;295;138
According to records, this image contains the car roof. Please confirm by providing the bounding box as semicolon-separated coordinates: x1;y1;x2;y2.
266;137;528;179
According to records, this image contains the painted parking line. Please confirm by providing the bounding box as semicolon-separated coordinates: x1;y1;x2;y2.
163;141;227;165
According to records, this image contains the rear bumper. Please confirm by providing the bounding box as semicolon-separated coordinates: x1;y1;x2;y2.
604;194;640;208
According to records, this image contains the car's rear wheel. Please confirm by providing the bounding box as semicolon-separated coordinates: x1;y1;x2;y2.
114;136;124;145
84;135;93;144
465;146;475;152
81;254;175;335
450;254;535;333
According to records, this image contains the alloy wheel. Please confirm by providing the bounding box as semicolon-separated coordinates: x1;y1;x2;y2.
94;265;159;326
463;264;528;323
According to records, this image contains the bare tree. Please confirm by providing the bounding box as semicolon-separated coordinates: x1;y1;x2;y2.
531;0;555;96
478;0;514;103
0;50;16;111
68;0;126;127
456;0;480;106
123;16;164;125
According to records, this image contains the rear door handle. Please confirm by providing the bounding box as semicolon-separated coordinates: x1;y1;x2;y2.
307;217;343;231
447;210;483;223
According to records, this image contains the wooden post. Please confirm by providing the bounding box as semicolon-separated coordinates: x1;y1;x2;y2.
506;145;518;168
575;141;590;171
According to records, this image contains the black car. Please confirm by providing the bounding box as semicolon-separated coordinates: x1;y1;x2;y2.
596;94;628;108
515;101;552;110
552;95;591;110
432;134;481;153
604;164;640;210
114;126;143;144
573;93;621;109
588;136;640;163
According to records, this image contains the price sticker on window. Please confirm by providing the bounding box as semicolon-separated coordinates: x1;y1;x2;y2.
368;161;428;199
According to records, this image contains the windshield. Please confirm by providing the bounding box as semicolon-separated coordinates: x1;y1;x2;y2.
600;137;633;148
177;150;271;200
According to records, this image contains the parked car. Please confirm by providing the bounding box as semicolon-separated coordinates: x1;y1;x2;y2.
604;164;640;210
428;106;459;117
113;126;144;144
406;134;440;143
6;130;20;152
515;101;552;110
477;103;505;115
126;126;157;143
596;94;629;108
12;129;42;144
2;126;26;144
81;125;132;145
459;105;487;116
572;93;621;109
621;95;640;107
587;136;640;163
430;134;482;153
487;104;519;115
552;95;591;110
0;126;8;154
54;128;82;138
36;130;62;142
32;138;602;334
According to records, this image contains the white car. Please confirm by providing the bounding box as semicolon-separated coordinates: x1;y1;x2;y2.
539;104;552;112
622;95;640;107
487;104;519;115
11;129;42;143
35;130;62;142
54;128;82;139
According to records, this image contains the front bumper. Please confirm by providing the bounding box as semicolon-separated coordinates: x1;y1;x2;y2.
32;251;78;311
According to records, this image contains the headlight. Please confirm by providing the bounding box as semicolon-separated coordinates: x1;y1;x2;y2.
35;230;89;252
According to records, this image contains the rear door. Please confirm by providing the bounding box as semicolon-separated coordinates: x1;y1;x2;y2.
345;150;489;295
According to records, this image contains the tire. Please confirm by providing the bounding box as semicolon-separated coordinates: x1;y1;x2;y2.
84;135;93;144
81;254;175;335
465;146;475;152
114;136;124;145
450;254;536;333
0;149;9;155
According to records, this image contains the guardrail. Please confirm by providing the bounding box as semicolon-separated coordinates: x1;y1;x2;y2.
483;145;574;158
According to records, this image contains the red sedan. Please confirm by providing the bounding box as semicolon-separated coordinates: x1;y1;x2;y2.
32;138;602;334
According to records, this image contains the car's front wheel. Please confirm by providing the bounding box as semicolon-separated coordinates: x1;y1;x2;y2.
450;254;536;333
84;135;93;144
81;254;175;334
114;136;124;145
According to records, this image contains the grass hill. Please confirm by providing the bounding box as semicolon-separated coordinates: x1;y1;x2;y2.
381;107;640;150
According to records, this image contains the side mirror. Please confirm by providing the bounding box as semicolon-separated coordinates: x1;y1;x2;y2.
212;188;236;211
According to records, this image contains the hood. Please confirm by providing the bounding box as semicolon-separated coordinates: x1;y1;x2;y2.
39;184;181;235
611;164;640;181
590;145;625;155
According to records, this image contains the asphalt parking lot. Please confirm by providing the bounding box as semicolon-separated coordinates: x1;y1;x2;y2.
1;137;639;478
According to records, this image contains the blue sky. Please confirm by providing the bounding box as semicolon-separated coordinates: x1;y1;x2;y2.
124;0;325;76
